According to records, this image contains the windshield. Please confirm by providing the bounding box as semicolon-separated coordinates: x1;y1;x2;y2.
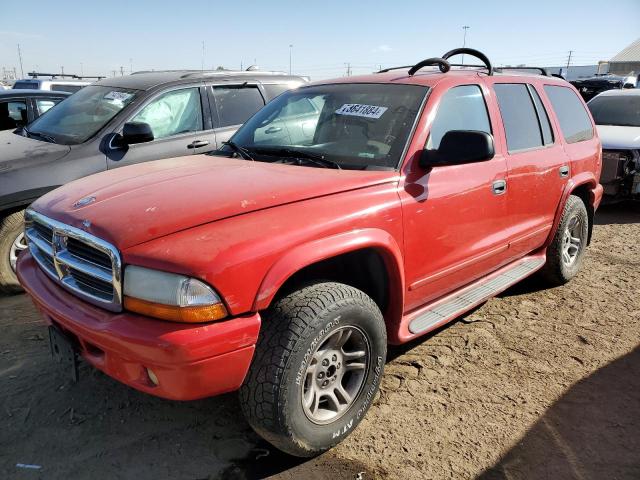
26;85;137;145
588;95;640;127
222;83;428;169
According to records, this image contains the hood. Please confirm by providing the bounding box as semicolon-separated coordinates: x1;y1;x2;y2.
596;125;640;150
0;130;71;175
33;154;397;249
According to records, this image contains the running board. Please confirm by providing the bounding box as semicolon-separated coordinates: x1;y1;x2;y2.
408;257;545;334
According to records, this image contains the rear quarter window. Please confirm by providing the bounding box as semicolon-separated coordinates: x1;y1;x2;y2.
543;85;593;144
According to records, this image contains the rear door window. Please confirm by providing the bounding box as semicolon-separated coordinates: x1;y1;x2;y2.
544;85;593;143
212;86;265;127
494;83;544;152
427;85;491;150
529;87;554;145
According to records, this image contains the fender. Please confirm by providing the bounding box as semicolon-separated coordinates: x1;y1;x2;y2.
544;172;601;248
253;228;405;335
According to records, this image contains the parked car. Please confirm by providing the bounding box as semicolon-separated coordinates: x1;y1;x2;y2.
12;73;103;93
0;70;307;292
17;49;602;457
571;74;636;102
0;89;70;131
588;89;640;198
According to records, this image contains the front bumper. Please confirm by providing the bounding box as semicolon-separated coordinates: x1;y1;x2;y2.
17;253;261;400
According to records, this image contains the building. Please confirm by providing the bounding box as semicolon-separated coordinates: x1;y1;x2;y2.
602;38;640;78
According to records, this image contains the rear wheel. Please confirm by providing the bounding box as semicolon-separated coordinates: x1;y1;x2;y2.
240;282;386;457
0;210;27;294
540;195;589;286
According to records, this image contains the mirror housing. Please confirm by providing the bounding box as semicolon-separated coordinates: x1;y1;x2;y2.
420;130;495;168
121;122;154;145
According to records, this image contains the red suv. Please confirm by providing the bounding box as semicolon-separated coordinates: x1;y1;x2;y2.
17;49;602;457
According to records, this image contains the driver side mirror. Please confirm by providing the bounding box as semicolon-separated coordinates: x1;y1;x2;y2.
121;121;154;145
623;83;635;89
420;130;495;168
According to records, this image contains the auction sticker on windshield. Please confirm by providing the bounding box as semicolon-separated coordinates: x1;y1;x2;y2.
335;104;388;119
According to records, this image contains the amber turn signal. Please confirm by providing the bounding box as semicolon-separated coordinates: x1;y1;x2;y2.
124;296;228;323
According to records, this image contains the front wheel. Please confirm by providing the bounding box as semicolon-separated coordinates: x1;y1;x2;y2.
0;209;27;294
240;282;387;457
540;195;589;286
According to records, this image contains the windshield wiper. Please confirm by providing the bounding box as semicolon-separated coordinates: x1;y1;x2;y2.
23;127;57;144
222;141;254;161
252;147;342;170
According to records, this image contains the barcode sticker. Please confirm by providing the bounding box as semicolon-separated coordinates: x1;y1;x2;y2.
335;104;388;119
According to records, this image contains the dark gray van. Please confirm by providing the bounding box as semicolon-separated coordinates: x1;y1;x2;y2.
0;70;307;292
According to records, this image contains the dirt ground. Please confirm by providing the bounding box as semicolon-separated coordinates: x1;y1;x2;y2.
1;201;639;480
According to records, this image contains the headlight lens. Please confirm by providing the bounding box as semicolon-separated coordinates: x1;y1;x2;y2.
123;266;228;323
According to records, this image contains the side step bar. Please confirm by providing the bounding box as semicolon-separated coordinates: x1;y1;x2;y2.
408;257;545;334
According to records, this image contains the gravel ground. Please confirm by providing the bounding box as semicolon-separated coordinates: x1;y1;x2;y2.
1;201;638;480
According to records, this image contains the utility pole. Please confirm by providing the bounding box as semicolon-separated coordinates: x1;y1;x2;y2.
289;44;293;75
565;50;573;78
17;44;24;77
201;41;205;71
461;26;470;65
111;70;117;77
61;66;65;76
120;66;124;76
345;62;351;76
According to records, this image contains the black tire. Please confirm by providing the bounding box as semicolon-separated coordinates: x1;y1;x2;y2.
240;282;386;457
0;209;26;294
539;195;589;286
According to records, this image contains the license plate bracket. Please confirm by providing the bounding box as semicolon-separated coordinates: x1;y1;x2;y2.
48;326;79;382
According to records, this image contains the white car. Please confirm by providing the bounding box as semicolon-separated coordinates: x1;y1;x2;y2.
588;89;640;198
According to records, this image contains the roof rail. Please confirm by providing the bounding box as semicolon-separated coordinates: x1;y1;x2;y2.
495;66;549;76
27;71;105;80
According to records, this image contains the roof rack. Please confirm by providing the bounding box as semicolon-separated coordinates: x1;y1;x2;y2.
27;71;105;80
495;66;549;76
378;48;494;76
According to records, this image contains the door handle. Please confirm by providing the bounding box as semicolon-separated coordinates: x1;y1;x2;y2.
265;126;282;134
559;165;570;178
187;140;210;149
492;179;507;195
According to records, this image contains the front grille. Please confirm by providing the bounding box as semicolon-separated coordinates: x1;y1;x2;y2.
24;210;122;311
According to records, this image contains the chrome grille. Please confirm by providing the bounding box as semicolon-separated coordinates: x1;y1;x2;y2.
24;209;122;312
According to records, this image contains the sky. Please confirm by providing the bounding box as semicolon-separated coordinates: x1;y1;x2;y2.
1;0;639;81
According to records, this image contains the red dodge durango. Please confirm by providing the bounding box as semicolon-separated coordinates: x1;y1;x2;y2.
18;49;603;456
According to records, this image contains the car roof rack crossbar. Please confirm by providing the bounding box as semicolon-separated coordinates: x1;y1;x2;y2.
377;65;415;73
27;71;105;80
408;58;450;76
495;66;549;76
442;48;493;75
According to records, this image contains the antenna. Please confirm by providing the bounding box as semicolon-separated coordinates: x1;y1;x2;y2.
17;44;24;78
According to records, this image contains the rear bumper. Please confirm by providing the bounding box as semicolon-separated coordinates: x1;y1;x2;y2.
17;253;261;400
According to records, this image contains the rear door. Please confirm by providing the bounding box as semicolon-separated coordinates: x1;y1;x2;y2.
106;84;211;168
488;80;569;258
207;84;266;147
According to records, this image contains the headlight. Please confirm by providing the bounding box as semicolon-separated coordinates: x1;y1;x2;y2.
123;266;228;323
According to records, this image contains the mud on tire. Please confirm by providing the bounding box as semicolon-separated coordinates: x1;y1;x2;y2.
239;281;387;457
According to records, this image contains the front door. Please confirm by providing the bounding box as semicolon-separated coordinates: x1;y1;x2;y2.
400;83;509;311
